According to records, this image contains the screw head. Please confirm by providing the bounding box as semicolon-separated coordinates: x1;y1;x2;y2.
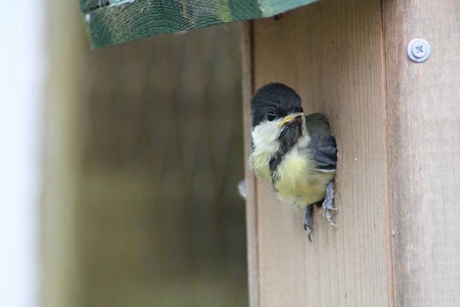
407;38;431;63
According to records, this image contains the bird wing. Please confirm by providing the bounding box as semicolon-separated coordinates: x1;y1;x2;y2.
305;113;337;172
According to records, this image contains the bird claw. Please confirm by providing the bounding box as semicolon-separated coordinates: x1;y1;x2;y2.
326;211;336;227
303;205;313;242
306;227;312;242
322;181;336;227
303;181;336;241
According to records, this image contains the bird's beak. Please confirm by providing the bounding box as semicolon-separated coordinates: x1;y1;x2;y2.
278;112;304;128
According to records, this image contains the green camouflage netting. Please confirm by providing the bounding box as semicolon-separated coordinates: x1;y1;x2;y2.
80;0;320;48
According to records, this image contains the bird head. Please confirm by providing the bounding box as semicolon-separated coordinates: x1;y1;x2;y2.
250;83;306;152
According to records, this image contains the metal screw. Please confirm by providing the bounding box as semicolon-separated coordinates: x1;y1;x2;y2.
407;38;431;63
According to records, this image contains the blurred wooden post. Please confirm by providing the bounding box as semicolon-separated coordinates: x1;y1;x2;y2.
42;1;86;306
243;0;460;306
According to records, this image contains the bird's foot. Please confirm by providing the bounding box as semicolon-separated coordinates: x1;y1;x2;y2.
322;181;337;227
303;205;313;242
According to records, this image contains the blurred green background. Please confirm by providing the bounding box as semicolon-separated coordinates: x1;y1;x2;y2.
43;2;247;307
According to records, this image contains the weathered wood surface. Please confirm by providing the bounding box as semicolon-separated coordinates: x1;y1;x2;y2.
242;21;259;307
383;1;460;306
243;0;460;306
244;1;390;305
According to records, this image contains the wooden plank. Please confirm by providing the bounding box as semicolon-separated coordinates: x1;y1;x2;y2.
246;0;392;306
242;20;260;307
42;1;87;306
383;1;460;306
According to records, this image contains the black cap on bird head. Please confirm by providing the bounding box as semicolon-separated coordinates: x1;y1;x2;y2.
250;83;304;128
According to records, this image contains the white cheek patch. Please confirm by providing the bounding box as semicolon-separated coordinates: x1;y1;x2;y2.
251;119;283;154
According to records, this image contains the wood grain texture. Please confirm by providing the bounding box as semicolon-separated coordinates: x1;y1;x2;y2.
245;0;392;306
245;0;460;306
383;1;460;306
242;20;260;307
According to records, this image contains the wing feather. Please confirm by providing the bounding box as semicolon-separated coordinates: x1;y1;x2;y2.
305;113;337;172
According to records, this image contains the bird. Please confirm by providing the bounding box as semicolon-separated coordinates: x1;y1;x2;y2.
249;82;337;241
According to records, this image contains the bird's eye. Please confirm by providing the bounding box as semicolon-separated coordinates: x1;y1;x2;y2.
266;112;276;121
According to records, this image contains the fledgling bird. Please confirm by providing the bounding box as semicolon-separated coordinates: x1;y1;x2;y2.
249;83;337;241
